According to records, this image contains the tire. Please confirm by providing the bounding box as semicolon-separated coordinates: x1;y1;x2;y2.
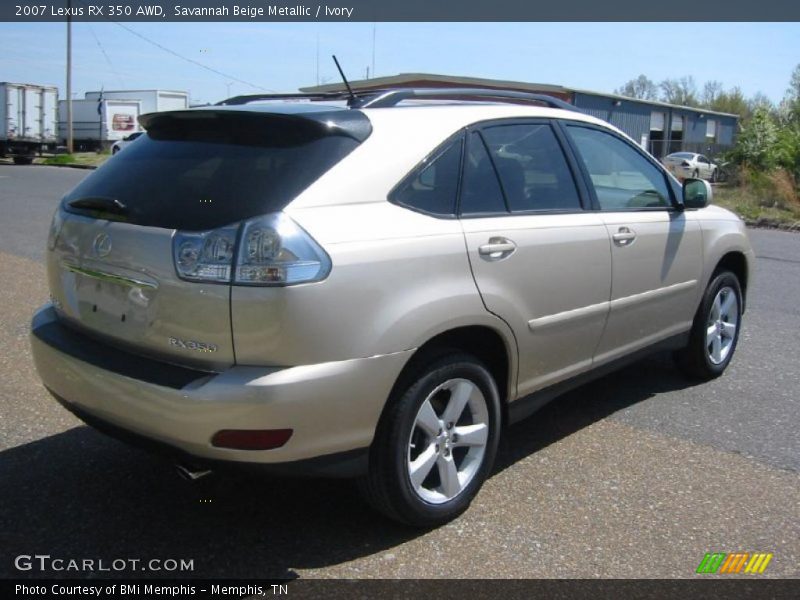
675;271;743;380
358;351;501;527
692;169;699;179
711;169;718;183
12;156;33;165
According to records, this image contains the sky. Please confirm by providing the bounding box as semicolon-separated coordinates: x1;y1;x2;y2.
0;22;798;106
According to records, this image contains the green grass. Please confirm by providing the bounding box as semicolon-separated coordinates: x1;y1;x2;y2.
713;185;800;228
40;152;110;168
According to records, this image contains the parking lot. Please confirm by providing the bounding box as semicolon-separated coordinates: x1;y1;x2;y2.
1;164;798;579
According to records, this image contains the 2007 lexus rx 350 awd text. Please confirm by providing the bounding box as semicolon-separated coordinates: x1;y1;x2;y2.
30;89;754;527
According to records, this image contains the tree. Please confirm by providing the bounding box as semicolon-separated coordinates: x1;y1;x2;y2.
702;80;724;106
707;87;750;119
786;63;800;103
782;63;800;124
614;75;658;100
730;107;779;170
660;76;700;107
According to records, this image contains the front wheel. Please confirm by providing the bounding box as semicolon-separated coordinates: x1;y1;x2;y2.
675;271;743;380
358;352;501;527
711;169;718;183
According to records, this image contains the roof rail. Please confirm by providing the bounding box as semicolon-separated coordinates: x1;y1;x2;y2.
215;92;351;106
352;88;583;113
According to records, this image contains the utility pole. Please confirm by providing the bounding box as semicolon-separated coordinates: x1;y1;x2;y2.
371;24;376;79
66;0;73;153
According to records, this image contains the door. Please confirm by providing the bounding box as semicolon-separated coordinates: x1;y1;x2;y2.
459;122;612;396
7;84;20;139
562;123;703;365
23;85;39;140
697;155;711;179
43;88;58;142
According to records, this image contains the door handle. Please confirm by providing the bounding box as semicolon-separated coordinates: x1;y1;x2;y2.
612;227;636;247
478;237;516;261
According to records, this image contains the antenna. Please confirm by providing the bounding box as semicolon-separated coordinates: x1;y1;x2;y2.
332;55;356;104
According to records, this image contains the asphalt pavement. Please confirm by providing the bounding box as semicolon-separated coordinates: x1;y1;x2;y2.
0;164;797;579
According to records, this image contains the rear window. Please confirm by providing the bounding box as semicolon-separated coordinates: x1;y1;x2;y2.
63;112;363;231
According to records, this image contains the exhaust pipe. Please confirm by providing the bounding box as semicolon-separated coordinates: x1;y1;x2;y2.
175;462;212;481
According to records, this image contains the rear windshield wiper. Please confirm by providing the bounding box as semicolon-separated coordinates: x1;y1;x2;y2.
67;196;128;214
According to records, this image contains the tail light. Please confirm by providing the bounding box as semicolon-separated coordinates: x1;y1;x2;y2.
172;212;331;286
47;208;64;251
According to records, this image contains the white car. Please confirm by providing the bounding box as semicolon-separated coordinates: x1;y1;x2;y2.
662;152;719;182
111;131;144;155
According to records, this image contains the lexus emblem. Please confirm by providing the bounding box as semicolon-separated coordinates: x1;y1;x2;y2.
92;233;112;257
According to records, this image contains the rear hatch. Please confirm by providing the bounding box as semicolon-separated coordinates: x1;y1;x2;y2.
48;106;368;371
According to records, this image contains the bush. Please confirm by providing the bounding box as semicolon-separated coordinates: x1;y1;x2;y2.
736;166;799;211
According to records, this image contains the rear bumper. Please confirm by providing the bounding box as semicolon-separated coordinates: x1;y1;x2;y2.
31;305;412;476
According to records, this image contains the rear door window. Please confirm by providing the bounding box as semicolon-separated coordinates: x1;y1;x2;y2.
459;131;507;215
63;112;364;231
480;123;582;212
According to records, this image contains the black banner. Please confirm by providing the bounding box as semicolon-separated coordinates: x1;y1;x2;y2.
4;579;800;600
3;0;800;22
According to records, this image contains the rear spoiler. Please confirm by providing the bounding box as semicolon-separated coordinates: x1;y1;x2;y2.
139;107;372;143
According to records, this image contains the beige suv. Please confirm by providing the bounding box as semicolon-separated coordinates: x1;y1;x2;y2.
30;89;754;526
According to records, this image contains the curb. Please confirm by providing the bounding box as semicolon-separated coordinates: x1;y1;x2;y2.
744;220;800;233
34;162;99;170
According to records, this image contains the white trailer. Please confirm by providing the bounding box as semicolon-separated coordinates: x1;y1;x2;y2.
0;82;58;164
58;99;142;150
84;89;188;114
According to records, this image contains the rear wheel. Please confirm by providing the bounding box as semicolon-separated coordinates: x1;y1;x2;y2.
675;271;742;380
358;352;501;527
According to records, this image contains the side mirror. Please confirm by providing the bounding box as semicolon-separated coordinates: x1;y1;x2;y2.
683;178;712;209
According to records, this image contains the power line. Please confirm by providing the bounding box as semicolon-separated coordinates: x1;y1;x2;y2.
109;20;273;91
87;23;126;88
73;0;272;92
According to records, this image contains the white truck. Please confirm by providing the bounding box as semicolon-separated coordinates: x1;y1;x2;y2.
83;89;189;114
0;82;58;164
58;99;142;150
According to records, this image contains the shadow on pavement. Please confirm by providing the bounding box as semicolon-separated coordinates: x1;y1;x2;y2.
0;353;695;579
495;352;692;471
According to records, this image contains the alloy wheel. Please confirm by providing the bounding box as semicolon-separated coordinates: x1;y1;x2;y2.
706;286;739;365
406;378;489;504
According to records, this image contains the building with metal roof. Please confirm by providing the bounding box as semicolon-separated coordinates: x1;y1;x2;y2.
301;73;739;159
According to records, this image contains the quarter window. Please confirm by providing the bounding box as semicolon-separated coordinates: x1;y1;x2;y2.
566;125;672;210
390;138;462;216
480;123;581;212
